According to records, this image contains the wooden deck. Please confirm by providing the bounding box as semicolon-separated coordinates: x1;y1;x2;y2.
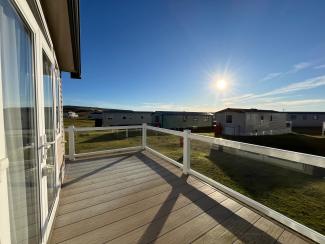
50;150;313;244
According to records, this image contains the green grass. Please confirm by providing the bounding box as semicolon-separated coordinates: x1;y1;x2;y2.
292;127;323;136
64;119;325;234
64;118;95;128
73;130;142;154
147;130;183;162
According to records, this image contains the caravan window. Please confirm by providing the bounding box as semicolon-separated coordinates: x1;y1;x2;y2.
226;115;232;123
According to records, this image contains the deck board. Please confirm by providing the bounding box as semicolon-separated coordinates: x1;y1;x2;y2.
50;151;314;244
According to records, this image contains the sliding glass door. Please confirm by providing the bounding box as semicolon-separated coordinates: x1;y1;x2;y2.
42;52;57;213
0;0;41;243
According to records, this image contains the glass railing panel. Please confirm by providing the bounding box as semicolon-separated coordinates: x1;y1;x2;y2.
147;129;183;164
75;128;142;154
190;139;325;235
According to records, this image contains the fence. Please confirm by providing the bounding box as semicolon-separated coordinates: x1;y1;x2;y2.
65;123;325;243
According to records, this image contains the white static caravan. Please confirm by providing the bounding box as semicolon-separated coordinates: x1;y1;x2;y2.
152;111;213;130
88;111;103;120
67;111;79;118
0;0;80;244
287;112;325;128
215;108;291;136
102;110;153;126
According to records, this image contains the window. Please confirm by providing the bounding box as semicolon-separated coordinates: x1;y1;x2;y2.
302;115;307;120
313;115;319;120
122;116;126;119
261;115;264;121
193;117;198;122
291;115;297;120
141;116;144;119
270;115;273;121
226;115;232;123
183;115;188;121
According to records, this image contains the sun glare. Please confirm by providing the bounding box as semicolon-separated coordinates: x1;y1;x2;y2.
216;79;227;91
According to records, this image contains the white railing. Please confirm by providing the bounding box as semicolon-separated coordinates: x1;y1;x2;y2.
66;125;143;160
65;123;325;243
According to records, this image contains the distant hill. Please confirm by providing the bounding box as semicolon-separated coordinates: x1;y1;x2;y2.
63;105;133;118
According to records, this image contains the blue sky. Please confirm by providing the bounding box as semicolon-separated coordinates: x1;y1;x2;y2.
63;0;325;112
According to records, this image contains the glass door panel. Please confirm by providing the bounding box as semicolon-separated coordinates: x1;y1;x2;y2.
42;52;56;212
0;0;40;243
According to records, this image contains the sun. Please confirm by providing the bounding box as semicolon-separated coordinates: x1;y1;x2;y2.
216;79;227;91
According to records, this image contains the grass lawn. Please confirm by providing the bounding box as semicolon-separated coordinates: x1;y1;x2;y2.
292;127;323;136
64;120;325;234
64;118;95;128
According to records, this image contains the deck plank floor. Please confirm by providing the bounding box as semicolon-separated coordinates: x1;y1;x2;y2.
50;151;313;244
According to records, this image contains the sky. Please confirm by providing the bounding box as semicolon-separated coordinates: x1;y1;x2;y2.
62;0;325;112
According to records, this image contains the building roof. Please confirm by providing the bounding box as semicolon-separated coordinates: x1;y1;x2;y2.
103;110;153;114
216;108;279;113
41;0;81;78
155;111;213;116
287;111;325;114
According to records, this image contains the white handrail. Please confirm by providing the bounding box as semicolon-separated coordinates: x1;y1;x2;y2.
72;125;142;132
189;133;325;168
146;125;325;168
146;125;184;137
66;125;144;160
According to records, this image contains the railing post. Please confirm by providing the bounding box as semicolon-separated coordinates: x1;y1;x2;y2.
183;129;191;174
142;123;147;149
68;125;75;160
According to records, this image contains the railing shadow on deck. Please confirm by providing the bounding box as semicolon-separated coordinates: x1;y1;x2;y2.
62;153;135;188
132;151;279;243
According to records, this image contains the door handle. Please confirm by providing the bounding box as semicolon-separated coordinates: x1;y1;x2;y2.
23;143;35;150
42;164;55;176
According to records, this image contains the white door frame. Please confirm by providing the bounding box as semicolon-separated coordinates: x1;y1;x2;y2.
38;32;60;243
0;1;61;243
0;17;12;244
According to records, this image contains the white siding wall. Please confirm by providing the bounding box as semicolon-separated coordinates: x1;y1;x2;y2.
215;112;290;136
158;114;213;129
102;112;152;126
288;113;325;127
245;112;290;135
215;112;246;135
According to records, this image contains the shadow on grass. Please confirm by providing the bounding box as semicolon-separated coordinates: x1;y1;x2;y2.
204;150;316;198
